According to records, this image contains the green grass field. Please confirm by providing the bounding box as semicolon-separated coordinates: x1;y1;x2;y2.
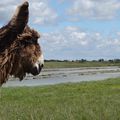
0;78;120;120
44;61;120;68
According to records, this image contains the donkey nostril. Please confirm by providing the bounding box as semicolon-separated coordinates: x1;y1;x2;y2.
38;64;44;70
41;64;44;68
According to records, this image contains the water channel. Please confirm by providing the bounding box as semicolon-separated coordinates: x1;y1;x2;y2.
3;66;120;87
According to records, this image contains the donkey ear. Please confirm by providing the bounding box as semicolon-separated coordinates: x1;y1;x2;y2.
9;1;29;34
0;2;29;52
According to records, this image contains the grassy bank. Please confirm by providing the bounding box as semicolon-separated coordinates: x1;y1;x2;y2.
44;61;120;68
0;78;120;120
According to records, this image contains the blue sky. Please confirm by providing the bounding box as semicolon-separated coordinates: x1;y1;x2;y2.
1;0;120;60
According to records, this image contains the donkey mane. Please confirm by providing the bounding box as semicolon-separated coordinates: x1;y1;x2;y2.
0;2;43;86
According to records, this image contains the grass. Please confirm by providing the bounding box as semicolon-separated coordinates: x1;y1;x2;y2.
44;61;120;68
0;78;120;120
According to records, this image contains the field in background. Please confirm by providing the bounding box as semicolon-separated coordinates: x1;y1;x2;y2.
45;61;120;68
0;78;120;120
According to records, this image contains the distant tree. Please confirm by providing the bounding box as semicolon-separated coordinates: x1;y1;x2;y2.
76;59;87;63
108;59;114;63
98;59;104;62
81;59;87;62
64;60;69;62
114;59;120;63
92;60;97;62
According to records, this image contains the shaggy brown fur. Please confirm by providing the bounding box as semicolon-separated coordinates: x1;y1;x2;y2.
0;2;43;86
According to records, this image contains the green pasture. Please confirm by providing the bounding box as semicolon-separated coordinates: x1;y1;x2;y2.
0;78;120;120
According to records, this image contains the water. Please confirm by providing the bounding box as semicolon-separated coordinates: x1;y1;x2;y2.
3;66;120;87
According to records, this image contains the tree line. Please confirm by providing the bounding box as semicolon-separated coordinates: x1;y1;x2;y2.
45;59;120;63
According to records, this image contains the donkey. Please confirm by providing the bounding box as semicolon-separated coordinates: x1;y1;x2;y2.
0;2;44;85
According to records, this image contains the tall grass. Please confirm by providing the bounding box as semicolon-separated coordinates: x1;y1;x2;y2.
0;78;120;120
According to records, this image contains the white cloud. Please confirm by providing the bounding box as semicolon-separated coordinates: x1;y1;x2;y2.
40;26;120;59
70;32;88;45
0;0;58;25
64;26;80;31
117;32;120;36
0;1;17;23
67;0;120;20
29;1;58;25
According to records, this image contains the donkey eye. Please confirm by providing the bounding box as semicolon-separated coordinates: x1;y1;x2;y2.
27;40;33;44
20;40;32;45
21;38;38;45
31;38;38;44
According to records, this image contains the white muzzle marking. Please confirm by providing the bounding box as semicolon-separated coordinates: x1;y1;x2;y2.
34;54;44;70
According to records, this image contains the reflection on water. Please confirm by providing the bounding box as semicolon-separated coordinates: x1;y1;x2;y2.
3;66;120;87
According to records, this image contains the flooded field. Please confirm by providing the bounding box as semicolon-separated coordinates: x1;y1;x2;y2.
3;66;120;87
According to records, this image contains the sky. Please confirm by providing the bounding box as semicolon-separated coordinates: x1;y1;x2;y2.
1;0;120;60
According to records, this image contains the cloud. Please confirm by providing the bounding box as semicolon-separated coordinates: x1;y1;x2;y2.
0;0;58;26
1;0;120;26
29;0;58;25
41;26;88;51
0;1;17;23
64;26;80;31
67;0;120;20
40;25;120;60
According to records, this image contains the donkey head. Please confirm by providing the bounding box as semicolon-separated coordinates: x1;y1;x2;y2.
0;1;44;83
10;26;44;80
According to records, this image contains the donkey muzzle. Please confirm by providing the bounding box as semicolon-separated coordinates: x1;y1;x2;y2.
32;55;44;75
